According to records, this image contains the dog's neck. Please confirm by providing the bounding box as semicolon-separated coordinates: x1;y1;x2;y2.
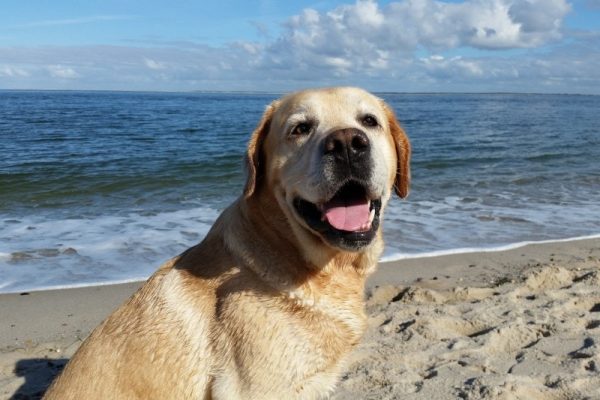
220;190;382;294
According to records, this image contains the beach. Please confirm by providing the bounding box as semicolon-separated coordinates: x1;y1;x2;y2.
2;237;599;399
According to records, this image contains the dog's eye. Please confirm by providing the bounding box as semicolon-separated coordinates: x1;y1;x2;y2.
292;122;312;136
361;114;378;128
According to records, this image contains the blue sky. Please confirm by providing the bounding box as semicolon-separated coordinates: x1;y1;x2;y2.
1;0;599;93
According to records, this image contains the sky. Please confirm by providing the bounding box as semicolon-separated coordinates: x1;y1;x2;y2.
1;0;600;94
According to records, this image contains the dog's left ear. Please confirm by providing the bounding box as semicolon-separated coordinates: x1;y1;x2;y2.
383;103;411;199
244;101;278;198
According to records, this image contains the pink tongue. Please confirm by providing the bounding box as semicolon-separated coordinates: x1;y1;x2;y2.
323;198;370;232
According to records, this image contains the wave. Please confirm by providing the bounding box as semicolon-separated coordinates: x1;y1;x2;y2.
380;233;600;262
3;233;600;294
0;206;221;294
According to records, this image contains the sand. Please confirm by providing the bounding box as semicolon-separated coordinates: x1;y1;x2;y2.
1;237;599;399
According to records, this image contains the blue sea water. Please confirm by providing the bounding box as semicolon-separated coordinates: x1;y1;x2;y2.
1;90;599;292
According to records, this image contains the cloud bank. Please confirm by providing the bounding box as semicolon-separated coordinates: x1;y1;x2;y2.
1;0;599;94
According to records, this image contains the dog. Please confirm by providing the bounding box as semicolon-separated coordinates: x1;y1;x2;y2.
44;87;411;400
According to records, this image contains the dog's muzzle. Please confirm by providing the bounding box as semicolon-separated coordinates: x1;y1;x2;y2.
293;128;381;251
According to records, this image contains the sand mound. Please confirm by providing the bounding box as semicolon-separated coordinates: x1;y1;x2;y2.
335;264;600;399
522;266;574;291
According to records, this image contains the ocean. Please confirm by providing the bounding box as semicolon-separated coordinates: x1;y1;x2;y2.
1;90;599;293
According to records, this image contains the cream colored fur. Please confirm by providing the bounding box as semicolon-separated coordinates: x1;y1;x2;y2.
44;87;411;400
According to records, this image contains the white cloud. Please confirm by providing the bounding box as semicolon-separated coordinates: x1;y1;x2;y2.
47;65;79;79
144;58;166;70
244;0;572;81
0;65;30;77
271;0;570;56
420;55;484;78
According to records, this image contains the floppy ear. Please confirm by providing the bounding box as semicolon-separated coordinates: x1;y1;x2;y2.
383;104;411;199
243;102;278;198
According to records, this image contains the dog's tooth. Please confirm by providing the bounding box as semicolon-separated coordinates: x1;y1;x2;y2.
318;203;327;221
369;208;375;223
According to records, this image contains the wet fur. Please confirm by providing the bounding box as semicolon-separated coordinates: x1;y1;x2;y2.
44;87;410;400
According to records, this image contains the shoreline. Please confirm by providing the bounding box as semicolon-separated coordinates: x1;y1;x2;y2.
380;232;600;262
3;233;600;295
2;89;598;97
1;236;599;399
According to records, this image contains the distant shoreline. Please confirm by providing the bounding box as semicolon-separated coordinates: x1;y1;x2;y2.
1;88;598;97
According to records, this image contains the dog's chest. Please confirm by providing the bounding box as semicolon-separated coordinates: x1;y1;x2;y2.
211;290;366;398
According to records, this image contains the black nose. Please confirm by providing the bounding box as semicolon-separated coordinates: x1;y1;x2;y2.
323;128;370;161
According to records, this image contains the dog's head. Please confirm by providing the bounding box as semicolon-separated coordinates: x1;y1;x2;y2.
244;87;410;254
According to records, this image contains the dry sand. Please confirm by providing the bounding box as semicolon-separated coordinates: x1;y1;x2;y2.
1;237;599;399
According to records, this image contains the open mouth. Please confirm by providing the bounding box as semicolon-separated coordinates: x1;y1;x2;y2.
293;180;382;251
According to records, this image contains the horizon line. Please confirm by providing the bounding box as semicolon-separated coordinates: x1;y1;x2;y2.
1;88;599;97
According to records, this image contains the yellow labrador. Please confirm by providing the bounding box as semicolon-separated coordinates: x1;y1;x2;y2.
44;87;411;400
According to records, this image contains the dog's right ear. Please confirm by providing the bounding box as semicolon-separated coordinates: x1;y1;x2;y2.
382;103;411;199
244;101;278;198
